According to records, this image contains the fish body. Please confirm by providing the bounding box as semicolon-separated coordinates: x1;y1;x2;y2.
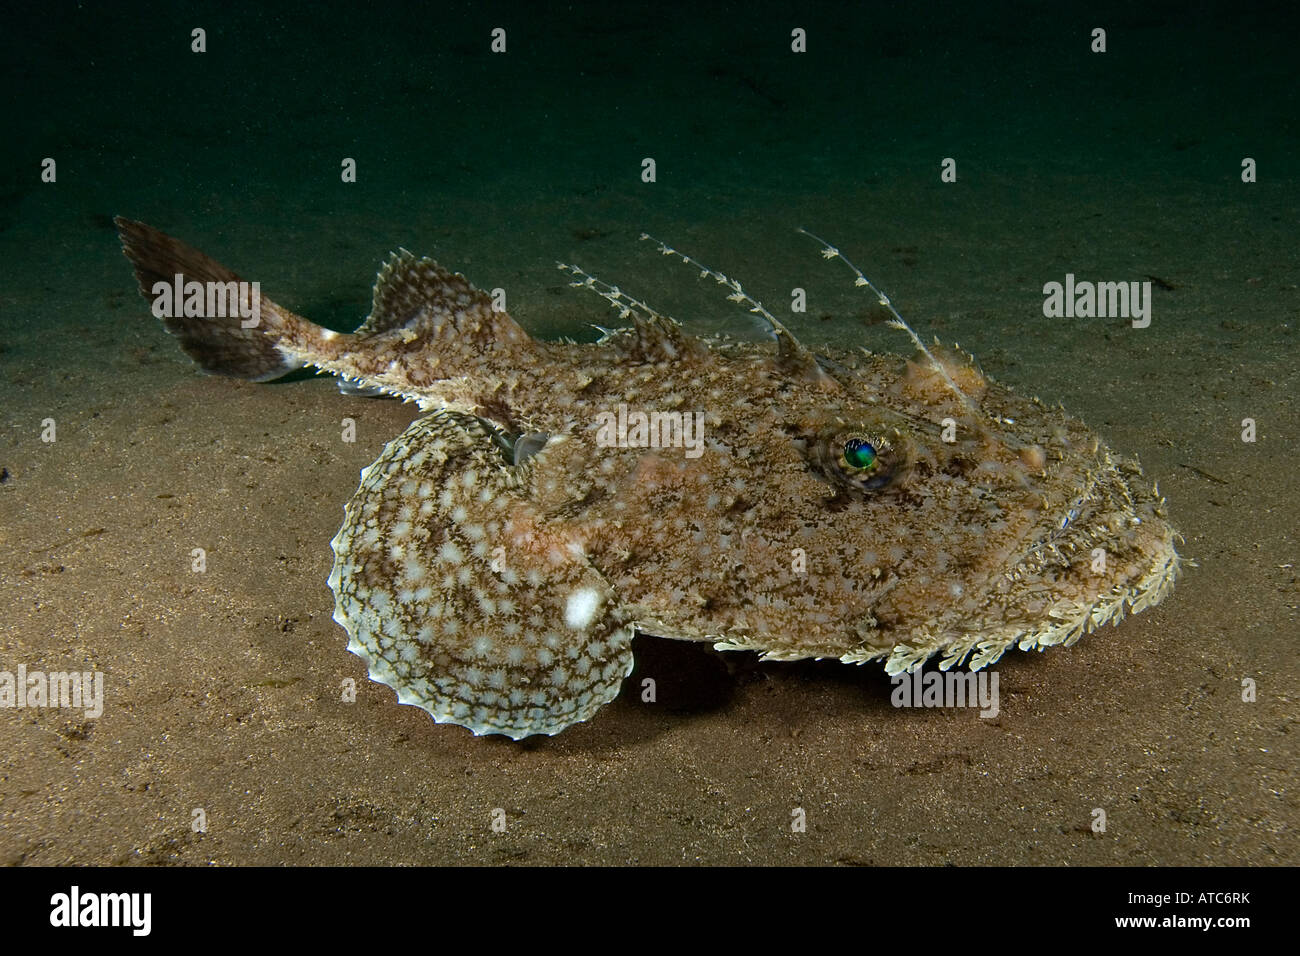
116;219;1181;738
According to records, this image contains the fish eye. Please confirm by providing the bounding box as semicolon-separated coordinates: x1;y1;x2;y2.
842;438;879;472
811;428;908;494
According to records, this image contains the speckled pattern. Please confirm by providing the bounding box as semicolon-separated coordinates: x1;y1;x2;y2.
117;219;1181;739
327;410;635;739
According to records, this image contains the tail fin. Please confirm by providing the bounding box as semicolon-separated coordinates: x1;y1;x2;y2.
115;217;306;381
116;219;538;400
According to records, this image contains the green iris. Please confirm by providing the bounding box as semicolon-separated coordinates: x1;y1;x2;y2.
843;438;878;471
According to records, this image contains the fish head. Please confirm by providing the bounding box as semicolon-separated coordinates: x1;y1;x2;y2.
555;340;1181;676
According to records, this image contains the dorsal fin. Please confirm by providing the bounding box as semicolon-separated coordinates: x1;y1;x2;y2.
640;234;834;386
798;228;982;416
774;326;834;384
557;260;704;364
357;250;531;349
629;308;701;363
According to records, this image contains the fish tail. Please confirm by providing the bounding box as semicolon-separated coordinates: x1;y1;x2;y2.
115;217;349;381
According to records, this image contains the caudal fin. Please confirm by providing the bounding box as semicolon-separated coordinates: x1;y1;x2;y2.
115;217;305;381
117;218;538;401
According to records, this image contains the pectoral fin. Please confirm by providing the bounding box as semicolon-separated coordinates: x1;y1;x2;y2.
328;410;633;739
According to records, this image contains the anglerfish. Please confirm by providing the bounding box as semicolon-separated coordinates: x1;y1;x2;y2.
116;218;1182;738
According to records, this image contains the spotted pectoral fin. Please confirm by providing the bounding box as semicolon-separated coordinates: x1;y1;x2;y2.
328;410;632;739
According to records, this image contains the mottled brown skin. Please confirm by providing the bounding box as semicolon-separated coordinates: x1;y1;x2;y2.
116;219;1181;738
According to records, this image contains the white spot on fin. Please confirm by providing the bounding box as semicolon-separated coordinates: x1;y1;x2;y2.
565;587;602;630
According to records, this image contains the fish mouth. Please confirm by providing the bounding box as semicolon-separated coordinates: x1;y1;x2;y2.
977;457;1182;669
874;454;1182;677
